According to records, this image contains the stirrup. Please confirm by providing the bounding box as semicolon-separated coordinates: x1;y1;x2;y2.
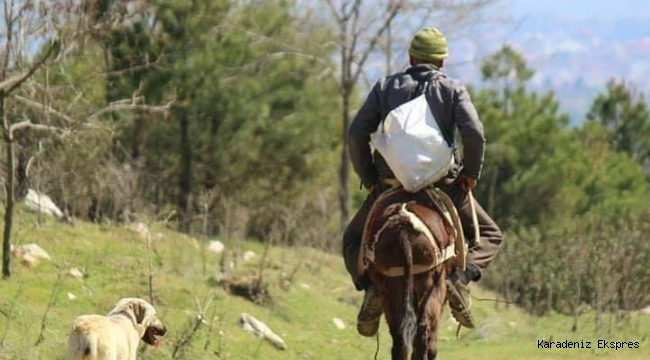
357;286;382;337
446;278;476;329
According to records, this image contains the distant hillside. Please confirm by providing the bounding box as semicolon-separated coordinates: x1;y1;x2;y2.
447;16;650;124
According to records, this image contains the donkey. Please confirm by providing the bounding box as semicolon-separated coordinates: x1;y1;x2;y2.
360;187;463;360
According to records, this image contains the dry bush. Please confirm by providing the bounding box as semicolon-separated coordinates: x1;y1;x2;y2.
29;129;142;222
242;188;340;251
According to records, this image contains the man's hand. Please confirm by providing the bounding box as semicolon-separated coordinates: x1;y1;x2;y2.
363;182;380;194
458;174;477;193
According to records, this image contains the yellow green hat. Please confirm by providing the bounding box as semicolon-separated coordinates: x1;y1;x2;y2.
408;27;448;63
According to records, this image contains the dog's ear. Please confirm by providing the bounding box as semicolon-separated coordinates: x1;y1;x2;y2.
110;298;155;326
128;300;158;326
129;301;148;325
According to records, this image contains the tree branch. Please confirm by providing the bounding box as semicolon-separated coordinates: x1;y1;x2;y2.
351;0;404;84
1;0;14;81
14;95;173;132
13;95;76;124
346;0;363;64
323;0;343;24
265;51;340;88
0;41;59;95
242;30;341;91
9;120;63;134
87;100;173;121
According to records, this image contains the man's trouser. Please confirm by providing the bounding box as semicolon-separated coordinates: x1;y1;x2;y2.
342;182;504;290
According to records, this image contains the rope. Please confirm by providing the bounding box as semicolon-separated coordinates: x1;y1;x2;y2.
374;330;380;360
453;294;515;341
468;190;480;245
470;293;515;305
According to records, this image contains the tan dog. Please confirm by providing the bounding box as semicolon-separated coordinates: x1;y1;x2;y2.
67;298;167;360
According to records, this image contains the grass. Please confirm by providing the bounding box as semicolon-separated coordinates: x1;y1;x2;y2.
0;207;649;359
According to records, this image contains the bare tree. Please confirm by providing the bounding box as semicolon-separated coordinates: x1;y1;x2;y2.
0;0;66;279
318;0;499;230
321;0;404;230
0;0;172;278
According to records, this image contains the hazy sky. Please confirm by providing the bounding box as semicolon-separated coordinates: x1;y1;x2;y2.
508;0;650;20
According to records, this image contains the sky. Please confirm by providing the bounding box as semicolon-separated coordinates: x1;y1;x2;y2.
508;0;650;20
441;0;650;122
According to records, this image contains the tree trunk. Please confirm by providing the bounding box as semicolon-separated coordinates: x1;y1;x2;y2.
178;104;192;233
2;97;14;279
487;164;498;216
132;110;145;159
338;87;351;231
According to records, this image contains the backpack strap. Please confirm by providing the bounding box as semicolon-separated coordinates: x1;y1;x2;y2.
379;78;455;150
419;80;454;148
380;80;431;134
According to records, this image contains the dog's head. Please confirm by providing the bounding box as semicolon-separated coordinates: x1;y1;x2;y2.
108;298;167;347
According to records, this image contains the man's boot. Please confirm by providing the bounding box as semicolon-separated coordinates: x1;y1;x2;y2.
357;285;383;337
446;269;476;329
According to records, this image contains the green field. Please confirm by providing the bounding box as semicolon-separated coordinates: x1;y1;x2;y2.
1;208;648;360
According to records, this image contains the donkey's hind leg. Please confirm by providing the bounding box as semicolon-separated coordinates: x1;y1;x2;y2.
377;276;410;360
389;328;408;360
426;272;447;360
411;274;429;359
410;270;446;360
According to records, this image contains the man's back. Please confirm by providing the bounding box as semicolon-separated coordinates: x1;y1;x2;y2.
348;64;485;184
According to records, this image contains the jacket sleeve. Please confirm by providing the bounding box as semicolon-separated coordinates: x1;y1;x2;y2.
453;85;485;179
348;81;383;186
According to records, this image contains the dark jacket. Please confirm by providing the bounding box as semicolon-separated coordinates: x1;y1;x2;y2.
348;63;485;186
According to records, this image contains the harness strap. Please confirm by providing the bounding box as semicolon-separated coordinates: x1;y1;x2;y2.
365;203;454;277
378;243;456;277
357;185;404;274
365;203;436;264
433;188;467;271
358;184;468;276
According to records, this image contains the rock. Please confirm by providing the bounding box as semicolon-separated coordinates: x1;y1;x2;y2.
129;221;149;239
24;189;64;219
625;305;650;318
239;312;286;350
242;251;256;262
10;243;51;267
207;240;225;254
332;317;346;330
68;267;85;279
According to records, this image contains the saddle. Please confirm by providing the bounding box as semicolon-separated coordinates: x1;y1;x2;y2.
358;184;466;277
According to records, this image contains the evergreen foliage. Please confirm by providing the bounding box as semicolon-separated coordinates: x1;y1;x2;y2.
475;46;650;316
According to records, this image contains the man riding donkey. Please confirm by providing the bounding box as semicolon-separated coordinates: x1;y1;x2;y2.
343;27;504;337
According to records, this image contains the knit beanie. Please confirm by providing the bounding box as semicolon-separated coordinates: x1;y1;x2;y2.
408;27;448;63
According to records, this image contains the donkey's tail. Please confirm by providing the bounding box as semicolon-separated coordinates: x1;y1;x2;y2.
399;225;417;348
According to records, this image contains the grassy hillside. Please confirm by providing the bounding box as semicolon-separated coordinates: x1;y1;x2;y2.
0;208;649;360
